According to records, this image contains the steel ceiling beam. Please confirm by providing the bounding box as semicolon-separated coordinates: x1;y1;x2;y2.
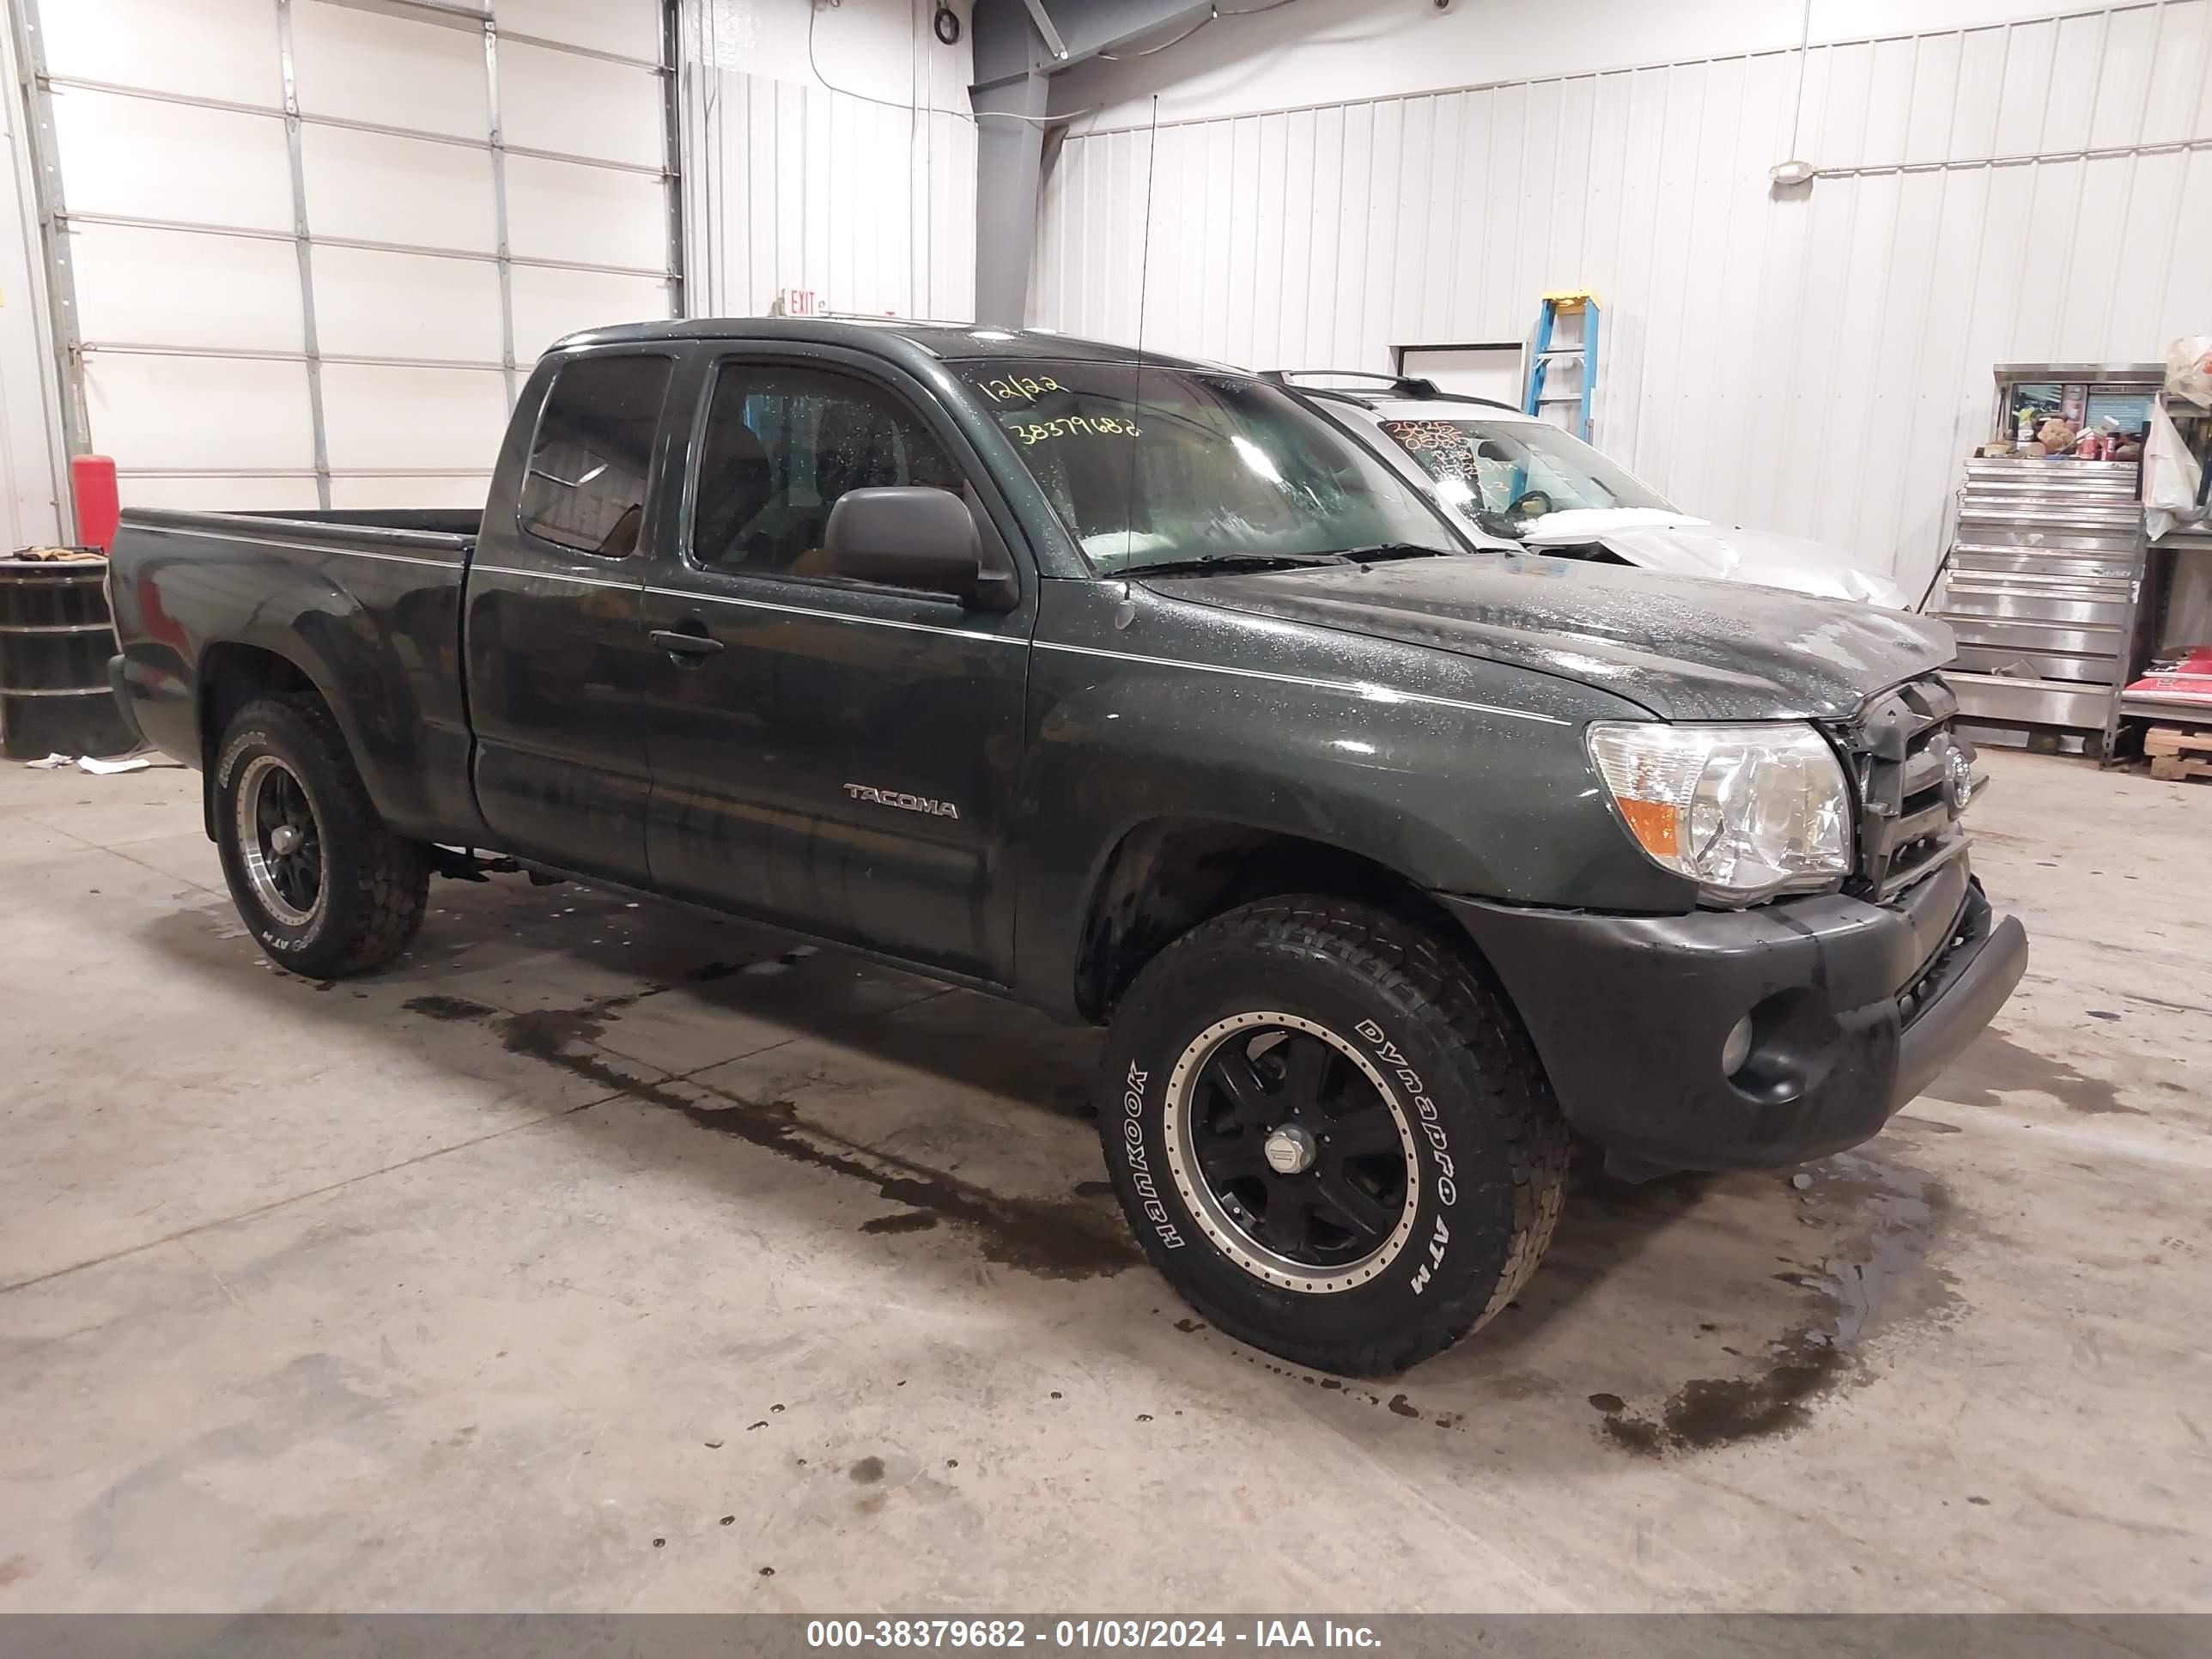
969;0;1235;329
1016;0;1069;63
1024;0;1217;71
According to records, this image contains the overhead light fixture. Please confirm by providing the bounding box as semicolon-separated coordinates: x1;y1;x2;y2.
1770;159;1815;187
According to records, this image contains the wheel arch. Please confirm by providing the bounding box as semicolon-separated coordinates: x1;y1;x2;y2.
196;642;350;839
1071;814;1477;1023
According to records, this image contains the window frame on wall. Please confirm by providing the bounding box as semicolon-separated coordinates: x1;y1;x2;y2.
8;0;684;515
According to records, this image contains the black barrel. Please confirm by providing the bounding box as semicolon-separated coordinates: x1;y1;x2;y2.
0;556;137;759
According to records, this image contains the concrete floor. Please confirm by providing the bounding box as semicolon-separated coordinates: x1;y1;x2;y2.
0;746;2207;1613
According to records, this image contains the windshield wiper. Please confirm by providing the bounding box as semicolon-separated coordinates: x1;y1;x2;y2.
1129;552;1349;577
1337;543;1459;562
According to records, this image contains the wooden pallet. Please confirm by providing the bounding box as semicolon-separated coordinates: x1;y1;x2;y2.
2145;723;2212;781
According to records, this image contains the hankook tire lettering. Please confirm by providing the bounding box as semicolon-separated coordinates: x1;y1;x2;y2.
1119;1061;1184;1249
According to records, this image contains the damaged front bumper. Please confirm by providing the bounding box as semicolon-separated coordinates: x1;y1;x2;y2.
1438;856;2027;1176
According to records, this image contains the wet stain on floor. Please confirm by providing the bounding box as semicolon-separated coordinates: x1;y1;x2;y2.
400;994;1138;1281
670;1080;1135;1278
1600;1414;1663;1455
1939;1028;2142;1116
1594;1157;1960;1456
860;1211;939;1236
501;1008;611;1057
409;986;647;1061
401;994;497;1023
1615;1324;1847;1453
366;921;1966;1454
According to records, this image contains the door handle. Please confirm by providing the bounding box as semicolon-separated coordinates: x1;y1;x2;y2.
652;627;725;659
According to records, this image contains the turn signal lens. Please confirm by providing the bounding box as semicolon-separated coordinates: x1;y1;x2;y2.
1587;721;1852;905
1613;795;1680;863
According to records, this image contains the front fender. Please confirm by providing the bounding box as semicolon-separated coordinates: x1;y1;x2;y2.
1012;580;1691;1014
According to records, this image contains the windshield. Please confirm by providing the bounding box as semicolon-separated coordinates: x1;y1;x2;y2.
1376;416;1676;518
957;360;1460;574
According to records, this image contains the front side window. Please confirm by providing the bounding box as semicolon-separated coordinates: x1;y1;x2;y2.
517;354;673;556
1377;416;1675;517
690;362;965;577
955;360;1458;575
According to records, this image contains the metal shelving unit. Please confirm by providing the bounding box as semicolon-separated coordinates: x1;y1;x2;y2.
2122;523;2212;726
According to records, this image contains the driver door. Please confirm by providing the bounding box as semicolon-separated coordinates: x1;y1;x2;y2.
639;352;1035;981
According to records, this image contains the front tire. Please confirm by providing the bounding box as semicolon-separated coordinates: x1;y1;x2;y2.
1097;896;1570;1376
212;696;429;978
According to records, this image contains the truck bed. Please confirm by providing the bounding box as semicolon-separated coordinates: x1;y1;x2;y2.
107;504;486;847
234;507;483;538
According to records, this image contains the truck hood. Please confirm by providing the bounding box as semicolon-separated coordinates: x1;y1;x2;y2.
1517;509;1910;609
1146;554;1955;721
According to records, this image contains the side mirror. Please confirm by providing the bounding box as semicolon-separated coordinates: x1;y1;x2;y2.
822;486;1017;610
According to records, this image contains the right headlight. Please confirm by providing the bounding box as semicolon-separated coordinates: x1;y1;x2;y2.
1586;721;1853;906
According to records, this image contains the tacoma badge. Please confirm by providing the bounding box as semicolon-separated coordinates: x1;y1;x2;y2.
844;783;960;819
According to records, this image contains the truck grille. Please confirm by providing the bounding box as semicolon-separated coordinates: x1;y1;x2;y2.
1832;674;1974;903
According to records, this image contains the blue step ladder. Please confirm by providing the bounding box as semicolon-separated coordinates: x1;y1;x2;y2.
1523;290;1600;442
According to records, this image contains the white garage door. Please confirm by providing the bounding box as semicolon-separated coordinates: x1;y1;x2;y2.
21;0;678;513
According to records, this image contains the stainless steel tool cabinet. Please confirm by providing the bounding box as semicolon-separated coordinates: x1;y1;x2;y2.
1932;364;2157;759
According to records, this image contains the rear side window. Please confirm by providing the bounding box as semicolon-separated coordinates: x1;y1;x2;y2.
518;354;673;557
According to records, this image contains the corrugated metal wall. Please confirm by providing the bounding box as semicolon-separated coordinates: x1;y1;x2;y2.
683;68;977;321
1033;2;2212;593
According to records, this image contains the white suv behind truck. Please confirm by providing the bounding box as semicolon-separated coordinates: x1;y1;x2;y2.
1274;372;1909;611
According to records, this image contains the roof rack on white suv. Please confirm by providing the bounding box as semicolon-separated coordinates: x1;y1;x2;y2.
1260;369;1523;415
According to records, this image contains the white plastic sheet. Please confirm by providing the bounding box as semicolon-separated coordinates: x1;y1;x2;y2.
21;751;161;773
2146;404;2204;542
2165;336;2212;409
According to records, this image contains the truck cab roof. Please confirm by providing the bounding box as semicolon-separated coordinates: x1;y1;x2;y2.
1261;370;1533;422
549;316;1222;374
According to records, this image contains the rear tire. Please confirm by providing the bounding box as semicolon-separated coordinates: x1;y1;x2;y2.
212;696;429;978
1097;896;1570;1376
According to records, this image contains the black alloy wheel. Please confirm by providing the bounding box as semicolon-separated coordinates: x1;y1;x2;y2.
1183;1021;1413;1273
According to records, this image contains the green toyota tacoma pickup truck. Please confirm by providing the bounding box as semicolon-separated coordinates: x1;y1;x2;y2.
105;319;2026;1375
